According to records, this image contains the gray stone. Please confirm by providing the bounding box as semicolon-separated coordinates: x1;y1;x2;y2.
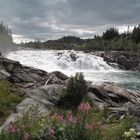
0;68;10;80
28;84;64;105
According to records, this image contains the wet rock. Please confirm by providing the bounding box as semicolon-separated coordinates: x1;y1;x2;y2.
104;55;115;63
70;53;77;61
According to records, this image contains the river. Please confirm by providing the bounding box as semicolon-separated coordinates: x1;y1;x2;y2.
6;49;140;91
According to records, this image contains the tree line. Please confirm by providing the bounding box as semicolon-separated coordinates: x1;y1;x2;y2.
21;25;140;54
0;21;139;54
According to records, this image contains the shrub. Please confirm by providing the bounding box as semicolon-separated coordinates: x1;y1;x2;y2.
58;73;88;108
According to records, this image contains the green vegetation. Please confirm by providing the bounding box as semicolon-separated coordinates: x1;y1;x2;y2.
0;74;137;140
20;25;140;55
58;73;88;108
102;28;119;40
0;104;135;140
0;80;24;126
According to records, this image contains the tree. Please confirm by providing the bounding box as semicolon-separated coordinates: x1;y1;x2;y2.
131;25;140;43
102;28;119;40
58;73;87;108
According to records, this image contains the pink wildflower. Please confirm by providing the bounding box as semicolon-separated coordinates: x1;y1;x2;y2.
66;111;77;124
85;123;93;130
23;132;30;140
7;122;17;134
48;127;56;136
78;103;92;113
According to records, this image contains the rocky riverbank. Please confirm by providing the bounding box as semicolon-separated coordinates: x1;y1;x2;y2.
0;52;140;133
98;51;140;71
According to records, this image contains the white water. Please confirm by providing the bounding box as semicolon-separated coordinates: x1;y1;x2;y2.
6;49;140;90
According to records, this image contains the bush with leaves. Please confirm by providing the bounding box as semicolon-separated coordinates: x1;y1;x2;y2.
58;73;88;108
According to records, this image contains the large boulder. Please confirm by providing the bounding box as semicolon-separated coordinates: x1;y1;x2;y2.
88;83;140;106
16;98;50;114
0;84;65;130
28;84;65;105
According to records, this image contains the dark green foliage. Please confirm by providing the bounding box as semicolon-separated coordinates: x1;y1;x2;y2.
58;73;87;108
102;28;119;40
131;25;140;43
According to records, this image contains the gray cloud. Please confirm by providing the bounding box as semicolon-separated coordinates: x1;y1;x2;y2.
0;0;140;42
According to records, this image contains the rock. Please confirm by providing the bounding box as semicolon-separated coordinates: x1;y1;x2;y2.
103;55;115;63
28;84;64;105
16;98;50;114
100;52;104;57
88;92;105;110
70;53;77;61
52;71;68;81
0;56;21;71
0;98;50;131
102;84;140;104
87;83;140;111
117;56;139;70
12;69;37;83
128;104;140;117
88;85;110;101
109;106;131;116
0;67;10;80
88;92;104;102
101;51;140;70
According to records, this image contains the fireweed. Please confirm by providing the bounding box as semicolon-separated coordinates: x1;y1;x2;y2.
0;103;134;140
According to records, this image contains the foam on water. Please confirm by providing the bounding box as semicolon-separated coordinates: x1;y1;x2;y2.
6;49;140;91
6;50;117;72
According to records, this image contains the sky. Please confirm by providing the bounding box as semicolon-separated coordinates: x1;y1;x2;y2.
0;0;140;43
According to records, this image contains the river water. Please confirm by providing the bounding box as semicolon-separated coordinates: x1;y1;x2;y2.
6;50;140;91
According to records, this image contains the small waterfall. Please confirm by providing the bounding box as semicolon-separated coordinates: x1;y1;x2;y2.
6;50;117;73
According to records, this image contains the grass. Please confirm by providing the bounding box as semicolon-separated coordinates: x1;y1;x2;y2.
0;80;24;126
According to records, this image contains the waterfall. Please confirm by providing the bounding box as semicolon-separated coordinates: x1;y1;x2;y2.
6;50;117;73
6;49;140;90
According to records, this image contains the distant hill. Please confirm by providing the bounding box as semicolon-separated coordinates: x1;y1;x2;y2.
21;36;85;50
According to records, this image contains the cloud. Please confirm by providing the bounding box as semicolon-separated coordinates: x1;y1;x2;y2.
0;0;140;43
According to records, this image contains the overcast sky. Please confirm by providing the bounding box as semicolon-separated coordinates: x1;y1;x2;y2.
0;0;140;43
